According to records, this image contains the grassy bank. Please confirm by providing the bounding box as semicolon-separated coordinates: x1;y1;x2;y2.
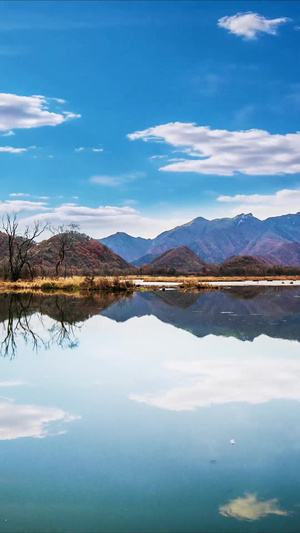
0;276;135;294
0;274;299;294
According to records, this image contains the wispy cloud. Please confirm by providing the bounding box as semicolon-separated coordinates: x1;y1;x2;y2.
149;154;168;160
0;146;27;154
49;97;66;104
128;122;300;176
90;172;143;188
9;192;30;197
90;176;124;187
0;93;80;132
75;147;103;153
0;199;48;214
218;12;290;39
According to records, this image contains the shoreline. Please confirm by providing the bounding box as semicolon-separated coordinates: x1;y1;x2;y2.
0;275;299;293
131;278;300;288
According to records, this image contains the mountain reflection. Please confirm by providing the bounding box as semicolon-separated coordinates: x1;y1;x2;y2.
1;287;300;359
103;287;300;342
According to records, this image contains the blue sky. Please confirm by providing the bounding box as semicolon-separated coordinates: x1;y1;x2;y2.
0;0;300;237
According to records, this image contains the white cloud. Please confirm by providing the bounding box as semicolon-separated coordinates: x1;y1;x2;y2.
75;147;85;152
217;188;300;218
218;12;290;39
0;399;80;440
0;199;48;214
0;146;27;153
219;493;289;521
128;122;300;176
0;93;80;131
22;202;189;239
92;148;103;152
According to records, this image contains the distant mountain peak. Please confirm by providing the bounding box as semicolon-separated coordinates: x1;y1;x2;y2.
234;212;254;219
233;213;255;225
99;211;300;265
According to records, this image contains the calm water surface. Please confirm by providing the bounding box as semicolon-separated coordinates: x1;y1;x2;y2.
0;288;300;532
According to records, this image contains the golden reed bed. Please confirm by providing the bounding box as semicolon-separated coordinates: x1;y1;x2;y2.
0;274;299;294
0;276;135;294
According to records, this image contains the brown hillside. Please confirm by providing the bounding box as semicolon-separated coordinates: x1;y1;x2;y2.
149;246;215;273
33;232;135;276
219;255;268;275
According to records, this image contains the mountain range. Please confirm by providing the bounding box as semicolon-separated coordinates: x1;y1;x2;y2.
1;211;300;278
100;212;300;266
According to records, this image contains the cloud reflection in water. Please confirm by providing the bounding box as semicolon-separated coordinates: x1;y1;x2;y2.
219;493;289;521
130;340;300;411
0;399;80;440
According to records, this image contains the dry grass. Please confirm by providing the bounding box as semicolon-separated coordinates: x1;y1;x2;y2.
1;273;299;294
0;276;135;294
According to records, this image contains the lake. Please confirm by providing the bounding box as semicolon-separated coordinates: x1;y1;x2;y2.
0;288;300;532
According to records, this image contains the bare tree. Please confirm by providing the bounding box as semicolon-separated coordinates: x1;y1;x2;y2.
1;213;49;281
51;223;80;277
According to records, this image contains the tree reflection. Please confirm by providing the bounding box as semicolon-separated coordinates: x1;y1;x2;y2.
0;293;81;359
0;293;48;358
0;293;79;358
0;292;125;359
48;296;80;350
